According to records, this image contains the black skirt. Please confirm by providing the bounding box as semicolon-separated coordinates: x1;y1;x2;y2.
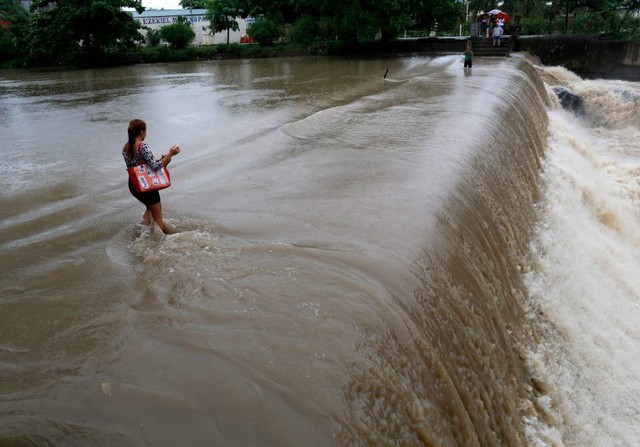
128;179;161;206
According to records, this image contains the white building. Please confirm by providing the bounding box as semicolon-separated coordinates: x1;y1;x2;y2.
15;0;31;8
130;9;249;46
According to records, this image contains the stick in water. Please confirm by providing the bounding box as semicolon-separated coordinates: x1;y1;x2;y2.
384;68;389;79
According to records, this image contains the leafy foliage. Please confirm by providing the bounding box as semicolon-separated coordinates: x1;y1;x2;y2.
247;17;281;44
514;0;640;38
205;0;241;43
289;15;320;46
159;20;196;49
146;27;162;46
27;0;144;66
179;0;209;8
2;0;640;68
0;0;30;65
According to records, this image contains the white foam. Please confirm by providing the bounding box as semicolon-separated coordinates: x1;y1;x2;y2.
525;77;640;445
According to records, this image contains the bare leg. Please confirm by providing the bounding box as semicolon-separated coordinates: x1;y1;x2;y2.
147;202;169;234
142;208;152;225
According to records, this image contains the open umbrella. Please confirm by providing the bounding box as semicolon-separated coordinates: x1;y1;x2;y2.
487;9;509;22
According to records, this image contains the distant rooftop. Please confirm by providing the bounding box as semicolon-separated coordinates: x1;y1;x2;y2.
130;9;207;18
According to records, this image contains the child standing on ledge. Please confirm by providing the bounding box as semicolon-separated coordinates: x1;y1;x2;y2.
492;24;503;47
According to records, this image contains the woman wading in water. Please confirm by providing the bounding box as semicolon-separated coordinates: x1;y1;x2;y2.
122;119;180;234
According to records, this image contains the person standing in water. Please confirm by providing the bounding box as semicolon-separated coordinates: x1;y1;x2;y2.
122;118;181;234
463;42;473;69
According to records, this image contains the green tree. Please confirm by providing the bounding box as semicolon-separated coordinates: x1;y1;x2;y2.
159;20;196;48
206;0;241;43
287;0;414;42
179;0;208;8
241;0;466;41
28;0;144;66
408;0;464;36
0;0;30;65
198;0;640;42
289;14;320;46
146;27;162;46
238;0;296;22
247;17;280;44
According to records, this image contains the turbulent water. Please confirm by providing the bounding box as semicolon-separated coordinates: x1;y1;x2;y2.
523;64;640;446
0;55;638;446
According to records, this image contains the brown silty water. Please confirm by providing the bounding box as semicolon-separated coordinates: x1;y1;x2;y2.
0;55;550;445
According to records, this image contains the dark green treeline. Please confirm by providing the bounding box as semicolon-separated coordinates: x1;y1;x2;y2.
1;0;639;68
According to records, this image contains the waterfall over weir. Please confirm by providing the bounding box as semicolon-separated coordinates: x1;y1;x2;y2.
0;56;567;446
333;58;550;445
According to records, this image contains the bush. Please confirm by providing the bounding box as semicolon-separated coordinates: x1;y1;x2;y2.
247;18;281;45
146;28;162;47
134;43;298;63
289;15;319;46
519;11;640;39
597;10;640;39
617;15;640;40
0;31;15;61
159;22;196;49
520;17;553;35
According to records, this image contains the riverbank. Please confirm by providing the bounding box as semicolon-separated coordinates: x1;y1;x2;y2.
131;35;640;81
4;35;639;81
0;42;319;69
86;38;478;66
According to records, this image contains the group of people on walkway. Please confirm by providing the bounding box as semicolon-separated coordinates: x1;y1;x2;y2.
479;14;505;47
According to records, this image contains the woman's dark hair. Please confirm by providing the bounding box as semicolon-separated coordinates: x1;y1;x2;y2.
124;119;146;159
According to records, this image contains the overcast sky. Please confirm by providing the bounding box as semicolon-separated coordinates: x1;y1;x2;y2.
142;0;183;9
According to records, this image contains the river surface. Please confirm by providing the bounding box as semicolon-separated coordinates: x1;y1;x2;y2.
1;55;639;446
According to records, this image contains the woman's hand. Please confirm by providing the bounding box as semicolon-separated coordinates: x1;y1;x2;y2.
169;145;181;156
161;145;180;167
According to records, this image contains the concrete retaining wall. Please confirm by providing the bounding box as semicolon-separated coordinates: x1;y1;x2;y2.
513;34;640;80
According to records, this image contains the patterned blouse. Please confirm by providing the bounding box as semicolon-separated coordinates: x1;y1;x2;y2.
122;142;164;171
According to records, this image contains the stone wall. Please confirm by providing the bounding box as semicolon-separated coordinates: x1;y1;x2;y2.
513;34;640;80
